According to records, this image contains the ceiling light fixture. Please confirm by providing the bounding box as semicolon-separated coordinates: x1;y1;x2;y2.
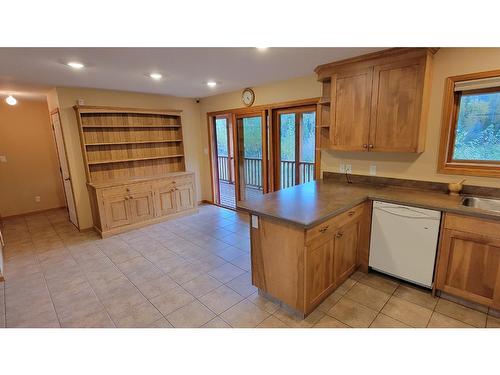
5;95;17;106
150;73;162;80
256;47;269;51
67;61;85;69
206;81;217;88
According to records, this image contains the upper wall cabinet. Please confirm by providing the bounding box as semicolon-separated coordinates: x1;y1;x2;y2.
315;48;437;153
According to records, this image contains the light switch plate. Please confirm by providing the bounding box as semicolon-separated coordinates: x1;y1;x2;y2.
251;215;259;229
0;155;6;162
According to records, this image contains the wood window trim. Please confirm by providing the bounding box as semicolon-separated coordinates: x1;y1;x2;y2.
438;69;500;178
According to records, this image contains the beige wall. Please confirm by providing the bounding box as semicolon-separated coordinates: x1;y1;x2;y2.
47;87;204;230
0;98;65;217
199;48;500;204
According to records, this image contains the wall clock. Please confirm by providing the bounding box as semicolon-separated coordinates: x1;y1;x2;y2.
242;88;255;107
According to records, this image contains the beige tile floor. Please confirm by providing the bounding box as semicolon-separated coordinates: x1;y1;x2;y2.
1;205;499;328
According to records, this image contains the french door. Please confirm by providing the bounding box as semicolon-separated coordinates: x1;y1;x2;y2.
235;111;268;201
212;114;236;208
274;106;316;189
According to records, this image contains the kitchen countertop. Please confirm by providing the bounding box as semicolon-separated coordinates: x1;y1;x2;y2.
237;180;500;228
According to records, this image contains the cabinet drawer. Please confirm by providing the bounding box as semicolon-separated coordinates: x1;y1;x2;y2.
101;182;151;198
444;213;500;239
306;203;365;244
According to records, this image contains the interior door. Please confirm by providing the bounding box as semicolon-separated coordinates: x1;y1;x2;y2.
276;106;316;190
50;110;78;227
235;112;267;201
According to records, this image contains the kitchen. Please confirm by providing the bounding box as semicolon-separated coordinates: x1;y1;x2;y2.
1;5;500;372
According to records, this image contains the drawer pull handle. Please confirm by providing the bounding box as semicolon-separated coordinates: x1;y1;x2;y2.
336;231;344;238
319;225;329;233
348;211;355;216
124;196;129;200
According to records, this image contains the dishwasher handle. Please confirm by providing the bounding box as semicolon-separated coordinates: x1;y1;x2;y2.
374;205;437;219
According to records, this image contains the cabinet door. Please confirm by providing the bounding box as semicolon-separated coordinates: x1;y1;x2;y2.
330;68;373;151
305;236;335;310
334;220;360;286
156;181;177;217
369;58;425;152
128;191;155;223
103;195;132;229
436;229;500;309
175;183;195;212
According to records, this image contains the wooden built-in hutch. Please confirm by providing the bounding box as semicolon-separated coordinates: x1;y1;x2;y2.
74;105;196;237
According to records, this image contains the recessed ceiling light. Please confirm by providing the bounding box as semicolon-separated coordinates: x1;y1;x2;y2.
5;95;17;106
256;47;269;51
150;73;162;80
67;61;85;69
206;81;217;88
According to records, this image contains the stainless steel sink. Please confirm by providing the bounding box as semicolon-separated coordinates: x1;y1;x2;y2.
462;196;500;213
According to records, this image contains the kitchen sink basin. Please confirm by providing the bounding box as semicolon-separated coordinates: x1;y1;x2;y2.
462;196;500;213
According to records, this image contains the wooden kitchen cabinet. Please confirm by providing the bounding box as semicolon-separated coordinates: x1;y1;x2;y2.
315;48;436;153
128;191;155;223
174;182;195;212
252;201;372;316
89;172;197;237
102;194;132;229
435;213;500;309
305;236;335;308
330;68;373;151
333;220;360;286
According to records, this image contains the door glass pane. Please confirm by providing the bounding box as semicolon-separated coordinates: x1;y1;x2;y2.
300;112;316;183
280;113;296;189
239;116;263;200
215;117;236;209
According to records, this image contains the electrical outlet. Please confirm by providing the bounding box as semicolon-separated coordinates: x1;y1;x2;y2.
35;196;41;203
339;163;345;173
369;165;377;176
345;164;352;174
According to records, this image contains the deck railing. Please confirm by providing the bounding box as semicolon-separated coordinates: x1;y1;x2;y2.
217;156;314;190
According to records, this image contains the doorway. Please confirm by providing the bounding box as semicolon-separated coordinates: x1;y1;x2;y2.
275;106;316;189
50;109;79;227
212;114;236;209
235;112;267;201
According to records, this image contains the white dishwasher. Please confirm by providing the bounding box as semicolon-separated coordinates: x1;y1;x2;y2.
369;201;441;288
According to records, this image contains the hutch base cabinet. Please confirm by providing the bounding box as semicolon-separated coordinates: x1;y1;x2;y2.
88;172;196;238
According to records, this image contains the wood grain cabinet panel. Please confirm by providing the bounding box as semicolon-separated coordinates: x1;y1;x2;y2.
370;59;425;152
156;182;177;216
129;191;155;223
330;69;373;151
306;236;335;308
103;195;132;229
333;220;360;286
175;182;195;212
435;214;500;309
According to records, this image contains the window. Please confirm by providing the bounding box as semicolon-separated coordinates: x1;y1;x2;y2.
438;70;500;177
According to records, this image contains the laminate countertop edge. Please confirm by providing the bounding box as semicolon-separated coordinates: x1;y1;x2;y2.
237;181;500;229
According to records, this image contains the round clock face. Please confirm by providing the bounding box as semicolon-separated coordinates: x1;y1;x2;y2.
242;88;255;106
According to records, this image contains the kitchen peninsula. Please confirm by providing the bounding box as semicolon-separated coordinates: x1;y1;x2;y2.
239;174;500;317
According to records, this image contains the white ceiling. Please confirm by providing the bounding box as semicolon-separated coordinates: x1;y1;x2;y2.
0;48;384;99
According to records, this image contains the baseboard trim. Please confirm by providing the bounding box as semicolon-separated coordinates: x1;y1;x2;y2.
3;206;67;219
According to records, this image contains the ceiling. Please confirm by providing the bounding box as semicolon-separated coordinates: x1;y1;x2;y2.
0;48;384;99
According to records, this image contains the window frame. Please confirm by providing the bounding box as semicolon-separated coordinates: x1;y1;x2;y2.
438;69;500;178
